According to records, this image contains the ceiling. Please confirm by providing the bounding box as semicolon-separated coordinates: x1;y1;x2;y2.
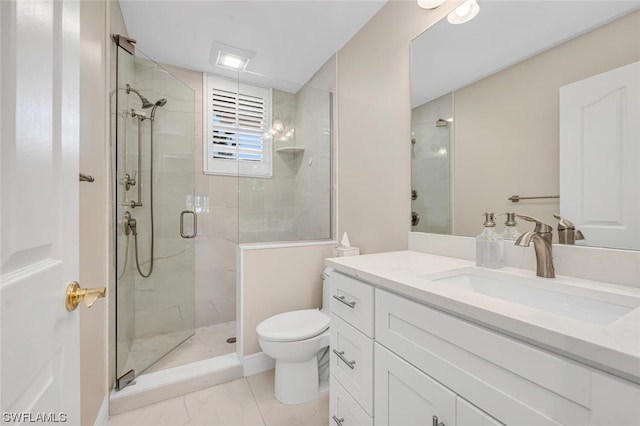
411;0;640;108
119;0;387;93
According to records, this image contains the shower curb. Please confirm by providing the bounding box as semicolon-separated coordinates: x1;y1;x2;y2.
109;352;242;415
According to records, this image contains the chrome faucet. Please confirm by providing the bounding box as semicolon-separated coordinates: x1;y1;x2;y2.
515;214;555;278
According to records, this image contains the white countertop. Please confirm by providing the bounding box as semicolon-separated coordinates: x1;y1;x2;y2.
325;250;640;384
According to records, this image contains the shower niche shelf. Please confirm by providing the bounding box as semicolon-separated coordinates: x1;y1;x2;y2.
276;146;305;155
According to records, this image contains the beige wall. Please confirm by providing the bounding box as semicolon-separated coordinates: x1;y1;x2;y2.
453;10;640;238
336;0;460;254
79;0;111;424
241;244;335;355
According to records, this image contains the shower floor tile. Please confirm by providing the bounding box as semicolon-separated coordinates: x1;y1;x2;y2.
146;321;237;374
108;369;330;426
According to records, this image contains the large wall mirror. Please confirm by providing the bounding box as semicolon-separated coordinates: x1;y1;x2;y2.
411;0;640;250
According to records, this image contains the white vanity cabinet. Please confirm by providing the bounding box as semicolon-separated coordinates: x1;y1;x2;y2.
375;343;501;426
329;271;375;424
374;343;457;426
327;270;640;426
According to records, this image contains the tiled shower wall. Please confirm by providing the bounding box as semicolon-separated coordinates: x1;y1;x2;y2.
238;89;298;243
129;58;196;341
162;65;238;329
411;92;452;234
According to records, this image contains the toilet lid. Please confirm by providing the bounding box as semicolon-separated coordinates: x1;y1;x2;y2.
257;309;330;342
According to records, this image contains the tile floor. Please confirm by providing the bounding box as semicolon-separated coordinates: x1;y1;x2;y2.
146;322;237;373
124;321;237;375
108;369;329;426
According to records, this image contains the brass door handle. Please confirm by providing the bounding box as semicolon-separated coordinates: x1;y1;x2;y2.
66;281;106;311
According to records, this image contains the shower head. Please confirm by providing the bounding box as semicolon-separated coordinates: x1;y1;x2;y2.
150;98;167;119
126;84;154;109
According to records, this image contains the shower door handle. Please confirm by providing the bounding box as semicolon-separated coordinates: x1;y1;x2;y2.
180;210;197;239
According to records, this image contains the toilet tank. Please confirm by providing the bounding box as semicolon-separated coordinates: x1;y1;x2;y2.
321;267;333;314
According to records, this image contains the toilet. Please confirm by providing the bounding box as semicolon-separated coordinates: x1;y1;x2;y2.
256;268;332;405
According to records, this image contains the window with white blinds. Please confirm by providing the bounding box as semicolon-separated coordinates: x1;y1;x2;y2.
203;74;272;177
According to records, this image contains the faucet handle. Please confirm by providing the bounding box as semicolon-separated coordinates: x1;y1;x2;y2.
552;214;575;230
516;214;553;233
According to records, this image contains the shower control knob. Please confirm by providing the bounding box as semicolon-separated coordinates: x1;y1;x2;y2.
123;172;136;191
65;281;106;311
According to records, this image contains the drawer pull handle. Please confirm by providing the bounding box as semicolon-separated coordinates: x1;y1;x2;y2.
333;294;356;308
332;415;345;425
333;349;356;369
433;415;445;426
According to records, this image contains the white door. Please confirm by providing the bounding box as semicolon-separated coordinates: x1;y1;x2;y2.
560;60;640;250
1;0;80;423
374;344;456;426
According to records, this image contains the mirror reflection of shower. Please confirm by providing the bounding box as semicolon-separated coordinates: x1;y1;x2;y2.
122;84;167;278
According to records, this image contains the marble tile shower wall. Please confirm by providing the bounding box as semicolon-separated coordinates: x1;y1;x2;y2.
188;66;238;328
130;60;196;340
239;89;298;243
238;86;331;243
411;93;453;234
294;86;331;240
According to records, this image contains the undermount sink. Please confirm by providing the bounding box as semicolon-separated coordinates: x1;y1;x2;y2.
419;268;639;326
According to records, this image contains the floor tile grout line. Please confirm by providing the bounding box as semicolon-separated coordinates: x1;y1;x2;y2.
245;377;269;426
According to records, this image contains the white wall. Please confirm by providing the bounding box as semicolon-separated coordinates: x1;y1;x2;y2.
79;1;111;424
452;10;640;238
241;243;335;356
335;0;460;254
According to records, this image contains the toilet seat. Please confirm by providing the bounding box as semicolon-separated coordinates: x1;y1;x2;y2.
257;309;329;342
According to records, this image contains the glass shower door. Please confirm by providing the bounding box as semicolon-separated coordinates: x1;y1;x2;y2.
114;45;196;388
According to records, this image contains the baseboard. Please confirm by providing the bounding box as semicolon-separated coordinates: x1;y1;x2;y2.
93;395;109;426
243;351;275;376
109;352;243;415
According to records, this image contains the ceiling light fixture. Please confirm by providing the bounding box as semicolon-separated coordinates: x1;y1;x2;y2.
417;0;446;9
210;41;256;72
217;52;248;71
447;0;480;24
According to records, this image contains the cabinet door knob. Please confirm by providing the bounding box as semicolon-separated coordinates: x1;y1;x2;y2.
433;415;445;426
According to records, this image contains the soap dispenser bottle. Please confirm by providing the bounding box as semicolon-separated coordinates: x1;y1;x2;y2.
501;212;521;241
476;212;504;269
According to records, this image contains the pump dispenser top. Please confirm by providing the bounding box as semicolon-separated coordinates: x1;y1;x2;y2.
476;212;504;269
501;212;521;241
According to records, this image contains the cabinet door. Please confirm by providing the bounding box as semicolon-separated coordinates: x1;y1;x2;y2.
374;344;455;426
457;398;503;426
330;376;373;426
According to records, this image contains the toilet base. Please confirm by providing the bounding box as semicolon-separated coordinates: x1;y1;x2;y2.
274;357;319;405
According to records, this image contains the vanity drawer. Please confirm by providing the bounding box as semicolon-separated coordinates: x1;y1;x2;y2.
330;375;373;426
329;271;374;337
375;289;599;426
330;314;374;416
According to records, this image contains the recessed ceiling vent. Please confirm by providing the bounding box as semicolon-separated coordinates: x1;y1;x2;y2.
210;41;256;71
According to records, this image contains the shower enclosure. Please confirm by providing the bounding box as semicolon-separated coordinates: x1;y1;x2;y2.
238;83;333;244
114;43;201;389
411;92;452;234
112;38;333;395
